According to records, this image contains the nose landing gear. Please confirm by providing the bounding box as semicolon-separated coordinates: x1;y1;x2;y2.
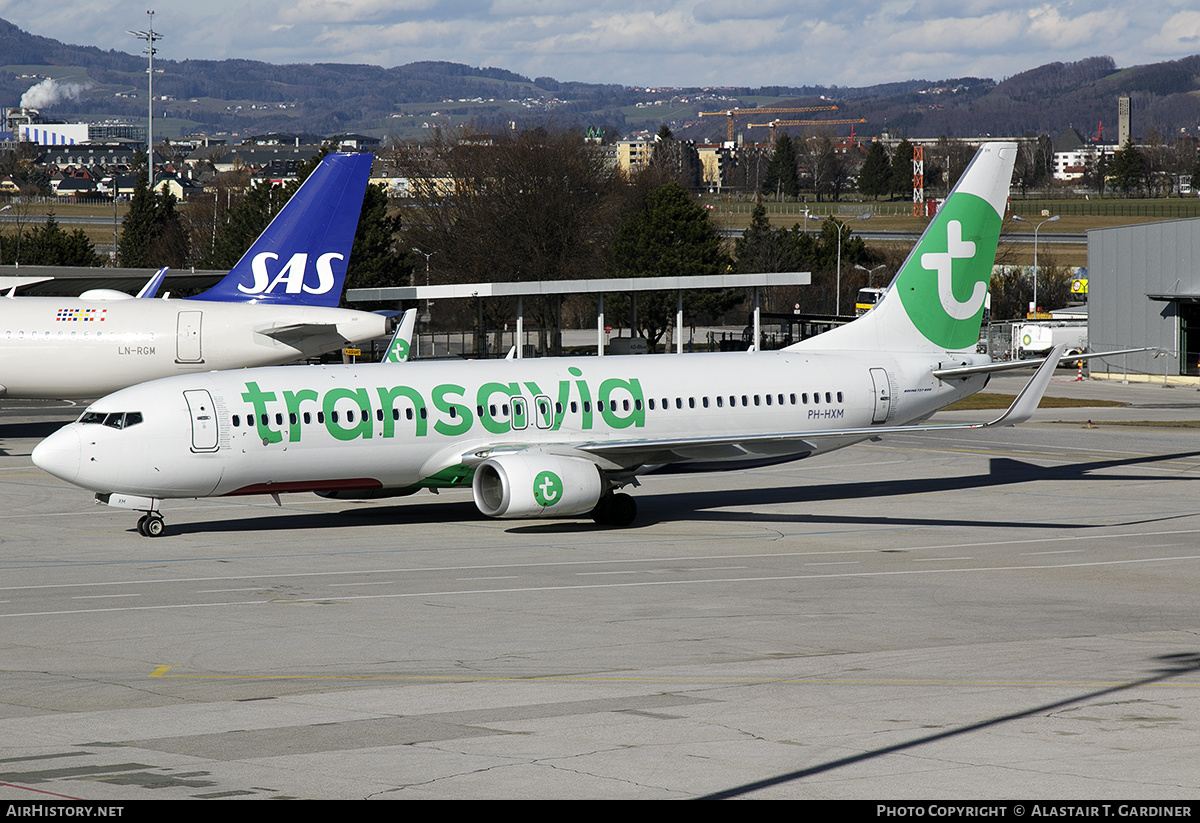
136;513;166;537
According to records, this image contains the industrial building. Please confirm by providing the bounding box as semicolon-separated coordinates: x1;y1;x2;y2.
1088;217;1200;382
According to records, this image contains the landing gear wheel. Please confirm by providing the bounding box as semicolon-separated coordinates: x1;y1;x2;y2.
590;492;637;527
590;495;611;525
608;493;637;528
138;514;165;537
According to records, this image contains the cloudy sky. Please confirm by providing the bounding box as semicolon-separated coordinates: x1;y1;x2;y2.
3;0;1200;88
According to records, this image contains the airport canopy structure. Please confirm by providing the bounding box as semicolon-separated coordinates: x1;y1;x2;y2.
348;272;811;356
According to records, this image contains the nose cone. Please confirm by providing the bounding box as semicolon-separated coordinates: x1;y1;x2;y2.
32;426;81;485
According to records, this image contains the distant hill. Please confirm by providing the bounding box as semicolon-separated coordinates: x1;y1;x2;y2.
2;18;1198;143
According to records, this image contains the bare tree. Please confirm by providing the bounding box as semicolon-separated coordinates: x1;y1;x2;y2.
386;126;626;353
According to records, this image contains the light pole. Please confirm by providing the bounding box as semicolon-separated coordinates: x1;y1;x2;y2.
412;247;435;322
129;11;162;192
835;212;871;316
1011;213;1059;316
854;263;886;286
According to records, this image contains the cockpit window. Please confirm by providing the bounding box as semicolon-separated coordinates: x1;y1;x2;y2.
80;411;143;429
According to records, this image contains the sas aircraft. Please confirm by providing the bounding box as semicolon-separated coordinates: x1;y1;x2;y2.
0;152;391;399
35;142;1059;537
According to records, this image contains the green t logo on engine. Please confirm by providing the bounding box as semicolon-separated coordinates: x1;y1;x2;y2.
533;470;563;507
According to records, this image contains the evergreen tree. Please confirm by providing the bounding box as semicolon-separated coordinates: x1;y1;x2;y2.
857;142;892;200
890;139;915;198
734;199;793;273
199;180;282;270
344;182;412;299
118;166;189;268
10;213;103;267
762;133;798;199
608;182;731;350
1109;140;1148;195
118;169;157;267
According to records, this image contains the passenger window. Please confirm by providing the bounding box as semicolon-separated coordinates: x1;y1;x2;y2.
232;414;240;427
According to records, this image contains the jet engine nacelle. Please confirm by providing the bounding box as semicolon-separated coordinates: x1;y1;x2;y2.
472;454;603;519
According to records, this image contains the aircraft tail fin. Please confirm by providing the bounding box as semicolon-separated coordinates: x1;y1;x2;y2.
190;152;374;308
137;267;168;299
789;141;1017;354
382;309;417;363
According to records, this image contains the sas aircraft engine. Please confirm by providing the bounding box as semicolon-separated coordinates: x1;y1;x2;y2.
472;454;603;519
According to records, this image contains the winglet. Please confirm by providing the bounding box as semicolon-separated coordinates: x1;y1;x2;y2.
984;343;1065;428
188;152;373;307
137;267;169;299
382;309;416;363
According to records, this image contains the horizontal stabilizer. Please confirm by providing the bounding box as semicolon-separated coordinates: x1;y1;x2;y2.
932;346;1154;380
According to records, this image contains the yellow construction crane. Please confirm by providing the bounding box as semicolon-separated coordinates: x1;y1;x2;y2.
747;119;867;142
699;105;838;142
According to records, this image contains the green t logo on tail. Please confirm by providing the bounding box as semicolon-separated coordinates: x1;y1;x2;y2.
533;470;563;507
896;193;1001;350
385;339;410;363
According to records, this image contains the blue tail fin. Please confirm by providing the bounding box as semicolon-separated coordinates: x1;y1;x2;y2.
190;152;374;308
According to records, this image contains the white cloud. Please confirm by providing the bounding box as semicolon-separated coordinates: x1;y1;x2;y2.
1;0;1198;88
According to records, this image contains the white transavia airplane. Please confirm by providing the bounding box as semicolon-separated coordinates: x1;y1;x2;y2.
0;152;392;399
35;142;1065;537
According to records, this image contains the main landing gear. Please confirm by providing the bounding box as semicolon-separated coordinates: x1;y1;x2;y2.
590;491;637;528
136;512;165;537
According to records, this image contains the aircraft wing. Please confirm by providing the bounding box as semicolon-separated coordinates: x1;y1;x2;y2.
932;347;1153;379
470;346;1065;468
254;322;349;352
